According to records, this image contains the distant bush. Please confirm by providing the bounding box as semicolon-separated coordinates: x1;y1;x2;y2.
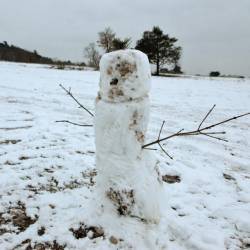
160;65;182;75
56;64;65;70
172;65;183;74
209;71;220;77
222;74;245;79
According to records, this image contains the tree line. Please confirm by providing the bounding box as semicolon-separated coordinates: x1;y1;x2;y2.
84;26;182;75
0;41;54;65
0;41;83;67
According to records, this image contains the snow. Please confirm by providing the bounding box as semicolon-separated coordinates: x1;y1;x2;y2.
0;61;250;249
95;50;163;226
99;49;151;102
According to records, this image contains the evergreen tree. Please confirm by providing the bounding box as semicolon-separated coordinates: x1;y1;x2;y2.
112;37;131;51
135;26;182;75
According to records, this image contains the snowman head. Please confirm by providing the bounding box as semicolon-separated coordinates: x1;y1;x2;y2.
99;49;151;102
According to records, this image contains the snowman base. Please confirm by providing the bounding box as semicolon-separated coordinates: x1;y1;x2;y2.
95;98;163;224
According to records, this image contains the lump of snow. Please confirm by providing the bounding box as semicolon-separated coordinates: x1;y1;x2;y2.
99;49;151;102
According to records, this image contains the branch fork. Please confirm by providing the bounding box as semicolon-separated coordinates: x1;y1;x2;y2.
56;84;94;127
143;104;250;159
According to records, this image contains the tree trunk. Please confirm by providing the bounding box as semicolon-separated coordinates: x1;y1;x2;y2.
156;59;160;76
156;41;160;75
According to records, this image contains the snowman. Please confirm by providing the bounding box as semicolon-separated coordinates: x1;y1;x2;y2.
94;49;163;223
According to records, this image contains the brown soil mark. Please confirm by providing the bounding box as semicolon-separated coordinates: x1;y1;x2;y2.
0;202;38;235
223;173;236;181
10;202;38;232
26;174;95;194
0;139;21;145
135;131;144;143
14;239;65;250
162;175;181;184
106;188;135;216
19;155;31;160
109;236;118;245
117;61;136;77
108;87;124;99
87;150;95;154
75;150;86;155
107;66;113;75
37;226;46;236
70;223;104;239
4;160;21;166
129;111;138;128
0;213;10;235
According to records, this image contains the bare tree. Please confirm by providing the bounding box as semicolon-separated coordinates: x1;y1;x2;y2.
84;43;101;70
97;27;116;53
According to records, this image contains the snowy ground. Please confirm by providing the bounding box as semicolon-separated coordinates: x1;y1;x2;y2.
0;61;250;250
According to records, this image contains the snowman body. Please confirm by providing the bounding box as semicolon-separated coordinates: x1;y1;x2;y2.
95;49;162;223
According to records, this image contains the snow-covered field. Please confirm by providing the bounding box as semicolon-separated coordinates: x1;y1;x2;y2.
0;61;250;250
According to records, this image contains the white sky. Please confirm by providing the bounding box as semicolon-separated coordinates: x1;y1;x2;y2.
0;0;250;76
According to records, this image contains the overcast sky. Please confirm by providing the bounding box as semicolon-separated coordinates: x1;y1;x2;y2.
0;0;249;75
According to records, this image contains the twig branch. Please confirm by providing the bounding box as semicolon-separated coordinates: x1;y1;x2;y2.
158;120;165;140
143;105;250;156
59;84;94;117
154;120;173;159
55;120;93;127
143;147;158;151
198;112;250;132
200;132;228;142
203;131;226;135
158;142;173;159
198;104;216;130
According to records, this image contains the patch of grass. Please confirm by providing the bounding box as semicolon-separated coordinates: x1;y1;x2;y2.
14;239;66;250
70;223;104;240
0;201;38;235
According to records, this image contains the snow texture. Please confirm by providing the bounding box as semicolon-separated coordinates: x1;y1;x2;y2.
99;49;151;102
95;50;163;224
0;61;250;249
